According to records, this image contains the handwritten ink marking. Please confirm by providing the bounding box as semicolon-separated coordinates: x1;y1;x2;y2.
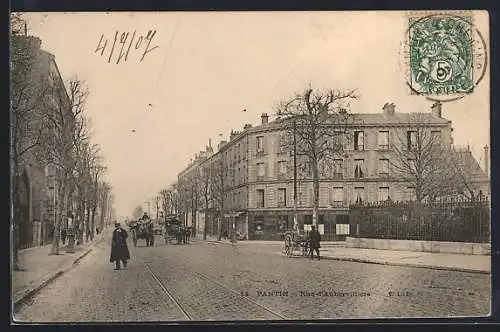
95;29;159;64
125;30;137;62
95;34;107;56
108;31;118;63
140;30;159;61
240;291;249;297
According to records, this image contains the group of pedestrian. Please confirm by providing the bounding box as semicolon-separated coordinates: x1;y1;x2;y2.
107;221;320;271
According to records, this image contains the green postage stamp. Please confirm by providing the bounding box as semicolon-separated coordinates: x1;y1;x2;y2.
406;12;487;100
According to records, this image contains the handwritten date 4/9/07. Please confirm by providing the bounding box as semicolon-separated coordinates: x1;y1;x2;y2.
95;30;159;64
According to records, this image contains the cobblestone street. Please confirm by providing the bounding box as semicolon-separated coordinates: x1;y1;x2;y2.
14;235;491;322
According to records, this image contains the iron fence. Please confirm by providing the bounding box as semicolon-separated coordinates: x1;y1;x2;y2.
349;197;490;243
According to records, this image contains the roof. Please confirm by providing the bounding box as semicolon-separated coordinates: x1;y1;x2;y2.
453;149;489;181
350;112;450;125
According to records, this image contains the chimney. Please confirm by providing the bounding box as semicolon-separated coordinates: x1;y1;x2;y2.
261;113;269;125
382;102;395;116
431;101;442;118
230;130;239;141
484;145;489;177
208;138;212;148
243;124;252;130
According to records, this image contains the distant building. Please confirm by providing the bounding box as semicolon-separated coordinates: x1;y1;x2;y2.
177;103;490;241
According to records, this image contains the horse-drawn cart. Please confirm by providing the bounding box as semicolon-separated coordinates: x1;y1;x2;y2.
283;231;311;257
128;219;155;247
164;216;191;245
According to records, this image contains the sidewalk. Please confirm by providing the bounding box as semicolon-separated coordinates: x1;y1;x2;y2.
316;247;491;274
12;227;112;310
198;238;491;274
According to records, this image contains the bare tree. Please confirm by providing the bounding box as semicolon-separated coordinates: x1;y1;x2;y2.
390;113;452;202
98;182;112;229
10;14;53;269
39;76;89;255
276;87;358;227
154;195;161;220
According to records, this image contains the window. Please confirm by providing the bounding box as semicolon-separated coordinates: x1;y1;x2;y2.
378;131;389;150
279;132;288;153
407;187;416;201
378;187;390;202
354;187;364;204
431;130;441;142
332;187;344;205
278;161;287;177
333;132;344;149
354;131;364;151
257;162;265;178
407;131;417;150
354;159;364;178
332;159;343;179
256;189;265;208
278;188;286;207
256;136;264;153
378;159;389;175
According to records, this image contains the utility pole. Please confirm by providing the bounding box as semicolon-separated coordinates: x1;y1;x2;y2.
293;119;298;234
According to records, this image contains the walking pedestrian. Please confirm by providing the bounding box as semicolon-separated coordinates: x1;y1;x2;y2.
110;222;130;270
61;228;67;245
308;225;321;260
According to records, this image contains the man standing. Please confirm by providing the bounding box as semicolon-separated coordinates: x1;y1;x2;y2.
309;225;321;260
110;222;130;270
61;228;67;245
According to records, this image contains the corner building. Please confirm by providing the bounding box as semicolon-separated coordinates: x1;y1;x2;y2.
178;102;488;241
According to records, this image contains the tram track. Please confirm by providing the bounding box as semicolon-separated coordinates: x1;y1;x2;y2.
140;255;287;321
142;262;192;321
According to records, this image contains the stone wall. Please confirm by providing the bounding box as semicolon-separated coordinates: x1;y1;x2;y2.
345;237;491;255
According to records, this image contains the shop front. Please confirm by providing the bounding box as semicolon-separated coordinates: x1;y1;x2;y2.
248;210;351;241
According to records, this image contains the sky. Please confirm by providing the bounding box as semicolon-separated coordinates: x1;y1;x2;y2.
21;11;490;218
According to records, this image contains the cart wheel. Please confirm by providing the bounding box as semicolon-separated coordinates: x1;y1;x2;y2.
284;234;292;257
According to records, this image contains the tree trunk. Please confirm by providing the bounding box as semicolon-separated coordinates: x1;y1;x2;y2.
85;199;91;242
203;195;209;240
312;160;319;227
50;179;66;255
90;202;97;240
12;175;20;269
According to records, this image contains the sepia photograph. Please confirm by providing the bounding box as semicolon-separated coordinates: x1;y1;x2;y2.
10;10;491;322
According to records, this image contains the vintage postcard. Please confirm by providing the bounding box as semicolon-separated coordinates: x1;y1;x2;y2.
10;11;491;322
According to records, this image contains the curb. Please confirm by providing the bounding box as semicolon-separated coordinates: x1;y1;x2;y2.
302;255;491;275
13;247;93;312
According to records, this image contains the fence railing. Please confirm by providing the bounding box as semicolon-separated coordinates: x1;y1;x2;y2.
349;197;490;243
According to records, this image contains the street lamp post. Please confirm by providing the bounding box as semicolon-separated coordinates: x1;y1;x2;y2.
293;119;298;235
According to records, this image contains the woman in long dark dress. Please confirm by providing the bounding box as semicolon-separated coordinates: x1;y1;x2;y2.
110;222;130;270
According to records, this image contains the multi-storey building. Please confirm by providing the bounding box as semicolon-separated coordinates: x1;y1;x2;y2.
13;34;72;248
177;102;489;241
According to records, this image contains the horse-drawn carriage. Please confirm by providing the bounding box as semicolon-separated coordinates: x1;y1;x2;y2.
128;216;155;247
164;215;191;245
283;230;311;257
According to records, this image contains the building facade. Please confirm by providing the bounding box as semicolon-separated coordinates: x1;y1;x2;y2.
177;102;490;241
13;34;72;248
